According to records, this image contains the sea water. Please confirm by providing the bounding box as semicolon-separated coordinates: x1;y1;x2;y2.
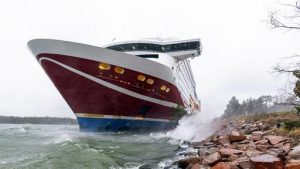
0;113;214;169
0;124;181;169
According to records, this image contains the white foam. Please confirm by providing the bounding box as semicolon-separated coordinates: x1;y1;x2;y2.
52;134;74;144
166;110;216;141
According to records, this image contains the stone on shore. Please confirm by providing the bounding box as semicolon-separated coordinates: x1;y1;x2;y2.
251;131;263;142
288;145;300;159
219;148;244;158
266;135;286;145
228;131;246;142
202;152;221;166
250;154;283;169
175;115;300;169
211;162;231;169
177;156;202;169
285;159;300;169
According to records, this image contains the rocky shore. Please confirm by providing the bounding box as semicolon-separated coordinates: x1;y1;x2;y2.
173;118;300;169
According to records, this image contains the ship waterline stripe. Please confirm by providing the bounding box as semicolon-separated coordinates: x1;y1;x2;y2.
39;57;178;108
75;113;171;123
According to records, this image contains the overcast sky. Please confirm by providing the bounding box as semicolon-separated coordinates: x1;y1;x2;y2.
0;0;300;118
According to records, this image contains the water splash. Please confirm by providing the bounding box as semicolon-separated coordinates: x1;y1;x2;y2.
166;110;216;141
51;134;74;144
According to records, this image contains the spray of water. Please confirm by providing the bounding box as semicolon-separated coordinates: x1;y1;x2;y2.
166;110;216;142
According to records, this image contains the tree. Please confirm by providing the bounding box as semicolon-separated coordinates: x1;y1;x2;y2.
269;1;300;31
222;95;294;118
269;0;300;114
223;96;241;118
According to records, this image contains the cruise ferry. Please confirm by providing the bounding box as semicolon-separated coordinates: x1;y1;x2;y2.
28;38;201;131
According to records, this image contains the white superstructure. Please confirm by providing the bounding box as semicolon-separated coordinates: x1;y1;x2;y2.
104;38;201;111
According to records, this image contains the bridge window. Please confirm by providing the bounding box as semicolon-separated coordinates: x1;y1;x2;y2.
136;54;158;59
107;41;200;53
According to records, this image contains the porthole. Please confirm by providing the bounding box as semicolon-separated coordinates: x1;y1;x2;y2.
98;62;111;70
146;78;154;85
137;75;146;81
165;88;170;92
114;67;125;74
160;85;166;91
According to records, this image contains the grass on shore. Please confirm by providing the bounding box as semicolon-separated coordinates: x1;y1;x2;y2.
234;110;300;139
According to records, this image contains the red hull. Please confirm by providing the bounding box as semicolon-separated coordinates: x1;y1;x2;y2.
38;54;184;123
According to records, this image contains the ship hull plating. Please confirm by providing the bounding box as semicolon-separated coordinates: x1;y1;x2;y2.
28;39;187;131
38;56;182;131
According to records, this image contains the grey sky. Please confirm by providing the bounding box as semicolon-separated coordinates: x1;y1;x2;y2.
0;0;300;118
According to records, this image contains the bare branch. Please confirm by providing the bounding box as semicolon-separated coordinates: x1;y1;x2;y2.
279;1;300;10
268;6;300;30
283;54;300;59
273;65;295;73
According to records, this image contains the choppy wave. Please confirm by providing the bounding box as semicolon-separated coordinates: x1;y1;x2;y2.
0;124;178;169
0;113;215;169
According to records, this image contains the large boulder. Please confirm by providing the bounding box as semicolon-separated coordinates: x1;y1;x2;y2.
288;145;300;159
285;159;300;169
216;135;230;145
239;161;253;169
177;156;202;169
266;136;286;145
251;131;263;142
202;152;221;166
219;148;244;158
211;162;231;169
245;147;262;157
228;131;246;142
250;154;283;169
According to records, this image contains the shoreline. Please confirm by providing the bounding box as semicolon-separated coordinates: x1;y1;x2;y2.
171;111;300;169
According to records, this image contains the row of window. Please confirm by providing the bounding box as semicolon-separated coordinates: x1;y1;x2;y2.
107;41;200;53
98;62;170;93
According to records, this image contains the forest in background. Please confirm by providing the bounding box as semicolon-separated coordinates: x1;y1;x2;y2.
0;116;77;125
222;95;297;118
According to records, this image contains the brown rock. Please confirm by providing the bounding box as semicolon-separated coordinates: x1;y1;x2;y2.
266;148;285;158
232;155;249;163
230;157;252;169
288;145;300;159
217;136;230;145
239;140;251;144
250;154;283;169
255;139;269;145
228;131;246;142
226;144;238;150
229;165;240;169
189;163;201;169
274;142;284;148
186;163;195;169
192;163;202;169
211;162;231;169
256;145;269;152
228;154;245;162
236;144;250;151
203;152;221;166
177;157;202;169
219;148;244;158
285;159;300;169
252;131;263;142
283;143;291;153
245;147;262;157
239;161;252;169
266;136;286;145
